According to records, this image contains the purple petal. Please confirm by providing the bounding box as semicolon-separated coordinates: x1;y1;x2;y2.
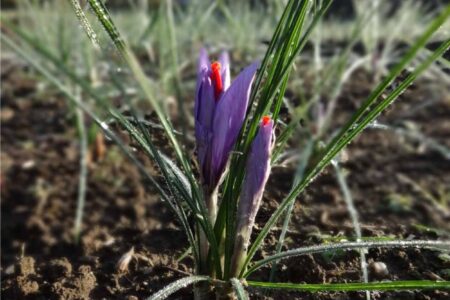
230;118;273;276
195;71;215;126
219;51;231;91
198;47;210;75
195;73;215;178
239;119;273;222
195;48;214;129
195;48;216;182
196;48;210;105
210;62;259;186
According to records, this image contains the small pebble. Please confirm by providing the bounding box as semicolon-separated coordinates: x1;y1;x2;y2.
21;160;36;169
369;261;389;279
4;264;15;275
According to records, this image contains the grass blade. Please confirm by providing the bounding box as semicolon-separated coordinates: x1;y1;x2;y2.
69;0;100;49
73;105;88;242
269;138;314;281
220;0;334;279
333;162;369;299
240;6;450;277
247;280;450;292
87;0;192;178
125;110;199;262
230;278;249;300
146;276;210;300
245;240;450;277
80;3;224;275
370;122;450;160
8;17;225;275
86;0;126;52
1;28;171;200
0;32;185;243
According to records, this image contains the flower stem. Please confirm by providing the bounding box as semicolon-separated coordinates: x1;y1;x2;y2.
230;216;253;278
196;187;220;299
199;186;219;275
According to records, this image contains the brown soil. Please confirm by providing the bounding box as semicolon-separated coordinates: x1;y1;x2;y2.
1;57;449;300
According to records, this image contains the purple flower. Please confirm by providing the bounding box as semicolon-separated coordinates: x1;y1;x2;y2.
194;48;258;189
231;116;274;276
237;116;273;222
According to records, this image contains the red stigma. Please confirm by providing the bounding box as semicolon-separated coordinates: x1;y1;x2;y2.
210;61;223;100
262;115;271;126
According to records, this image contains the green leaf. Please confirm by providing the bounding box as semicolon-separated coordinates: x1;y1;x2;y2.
80;2;224;276
69;0;100;48
85;2;204;217
245;240;450;277
269;139;315;280
247;280;450;292
219;0;334;280
240;5;450;277
230;278;249;300
120;109;199;262
146;276;210;300
1;33;167;202
1;30;203;264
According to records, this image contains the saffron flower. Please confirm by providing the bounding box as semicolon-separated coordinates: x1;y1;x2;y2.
195;48;259;190
231;116;274;276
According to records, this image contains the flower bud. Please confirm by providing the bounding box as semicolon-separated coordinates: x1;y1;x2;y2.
231;116;274;276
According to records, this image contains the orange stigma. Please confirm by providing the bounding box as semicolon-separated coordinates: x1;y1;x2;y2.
262;115;271;126
210;61;223;100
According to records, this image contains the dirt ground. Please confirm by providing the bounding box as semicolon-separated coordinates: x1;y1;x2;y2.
1;56;450;300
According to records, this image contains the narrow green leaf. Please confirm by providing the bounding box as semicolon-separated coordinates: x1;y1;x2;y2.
85;2;205;218
73;106;88;242
230;278;249;300
247;280;450;292
245;240;450;277
86;0;126;52
333;162;368;291
125;110;199;262
0;32;201;259
146;276;210;300
80;3;224;275
220;0;334;280
269;138;314;281
69;0;100;49
240;6;450;277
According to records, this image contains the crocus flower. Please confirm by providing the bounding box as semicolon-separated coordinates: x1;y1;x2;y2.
194;48;259;190
230;116;274;277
